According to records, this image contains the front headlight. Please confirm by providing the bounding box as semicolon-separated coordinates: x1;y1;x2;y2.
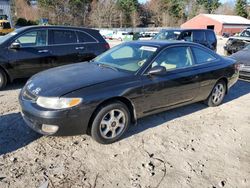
36;97;82;109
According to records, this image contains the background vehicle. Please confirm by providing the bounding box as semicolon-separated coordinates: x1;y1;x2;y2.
112;31;133;41
230;44;250;78
154;29;217;51
224;28;250;55
19;41;239;144
0;15;14;35
0;25;109;90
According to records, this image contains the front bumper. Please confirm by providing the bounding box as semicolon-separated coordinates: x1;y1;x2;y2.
239;66;250;78
19;93;94;136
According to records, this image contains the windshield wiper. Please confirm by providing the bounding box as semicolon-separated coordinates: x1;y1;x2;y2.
97;63;119;72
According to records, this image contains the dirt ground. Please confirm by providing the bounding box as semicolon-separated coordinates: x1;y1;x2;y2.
0;38;250;188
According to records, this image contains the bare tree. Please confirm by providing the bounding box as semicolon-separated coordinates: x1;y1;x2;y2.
89;0;121;28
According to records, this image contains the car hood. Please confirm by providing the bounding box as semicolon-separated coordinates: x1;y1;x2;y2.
230;50;250;65
26;62;130;97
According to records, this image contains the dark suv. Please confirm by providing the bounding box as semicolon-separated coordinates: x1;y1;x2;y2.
154;29;217;51
0;26;109;89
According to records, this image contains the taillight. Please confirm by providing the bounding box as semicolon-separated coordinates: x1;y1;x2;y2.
104;43;110;50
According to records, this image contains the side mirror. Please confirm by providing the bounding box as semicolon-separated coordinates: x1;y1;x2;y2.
10;42;21;49
148;66;166;76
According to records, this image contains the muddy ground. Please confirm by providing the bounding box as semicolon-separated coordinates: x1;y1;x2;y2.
0;39;250;188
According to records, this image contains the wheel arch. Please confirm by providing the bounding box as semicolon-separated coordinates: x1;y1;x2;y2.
0;64;12;83
87;96;137;133
217;77;228;94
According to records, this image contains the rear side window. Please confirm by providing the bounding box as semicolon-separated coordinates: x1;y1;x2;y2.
51;30;77;45
206;31;216;42
77;31;96;43
192;47;217;64
192;31;205;42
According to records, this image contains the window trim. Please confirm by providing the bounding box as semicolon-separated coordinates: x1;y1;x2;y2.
49;29;78;45
76;30;98;43
48;28;98;46
9;29;49;49
142;45;196;75
142;44;220;76
191;46;219;65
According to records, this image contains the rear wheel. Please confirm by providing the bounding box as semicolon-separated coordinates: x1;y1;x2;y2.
0;69;7;90
91;102;130;144
205;81;226;107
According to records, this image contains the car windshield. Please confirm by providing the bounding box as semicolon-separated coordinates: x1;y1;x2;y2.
154;30;181;40
94;43;158;73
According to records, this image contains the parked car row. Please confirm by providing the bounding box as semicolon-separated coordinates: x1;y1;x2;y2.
0;25;242;144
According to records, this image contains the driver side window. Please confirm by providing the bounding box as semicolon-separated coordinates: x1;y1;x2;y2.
150;47;194;70
15;30;47;47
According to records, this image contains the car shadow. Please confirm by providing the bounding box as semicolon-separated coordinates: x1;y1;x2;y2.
124;80;250;140
4;78;28;91
0;112;41;155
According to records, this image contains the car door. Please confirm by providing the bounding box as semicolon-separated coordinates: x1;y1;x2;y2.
190;46;220;101
48;29;80;67
7;29;51;78
75;31;99;62
141;46;200;114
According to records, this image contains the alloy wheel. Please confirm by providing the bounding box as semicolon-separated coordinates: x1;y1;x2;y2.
99;109;126;139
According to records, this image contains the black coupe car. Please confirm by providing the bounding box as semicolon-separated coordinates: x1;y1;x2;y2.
0;26;109;90
19;41;239;144
230;44;250;78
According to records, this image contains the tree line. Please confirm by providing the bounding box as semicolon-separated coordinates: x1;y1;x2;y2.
13;0;250;28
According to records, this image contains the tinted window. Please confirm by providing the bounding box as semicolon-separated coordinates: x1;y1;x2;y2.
181;31;192;42
192;47;217;64
77;31;96;43
206;31;216;42
51;30;77;45
192;31;205;42
151;47;193;70
15;30;47;47
154;30;181;40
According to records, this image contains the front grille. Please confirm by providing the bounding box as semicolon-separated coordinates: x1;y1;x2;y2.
22;88;38;101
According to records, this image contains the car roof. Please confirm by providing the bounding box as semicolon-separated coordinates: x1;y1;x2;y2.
14;25;98;33
125;40;200;48
161;28;213;32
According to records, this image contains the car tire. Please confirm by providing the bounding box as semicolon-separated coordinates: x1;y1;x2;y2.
91;101;130;144
0;69;7;90
205;80;226;107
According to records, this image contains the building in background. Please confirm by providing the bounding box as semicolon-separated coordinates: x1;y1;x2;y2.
0;0;11;24
181;14;250;35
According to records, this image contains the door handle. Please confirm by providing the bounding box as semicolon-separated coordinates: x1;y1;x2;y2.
75;47;85;50
38;50;49;53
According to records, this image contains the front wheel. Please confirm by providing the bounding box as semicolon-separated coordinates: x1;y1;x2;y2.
0;69;7;90
91;102;130;144
205;81;226;107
